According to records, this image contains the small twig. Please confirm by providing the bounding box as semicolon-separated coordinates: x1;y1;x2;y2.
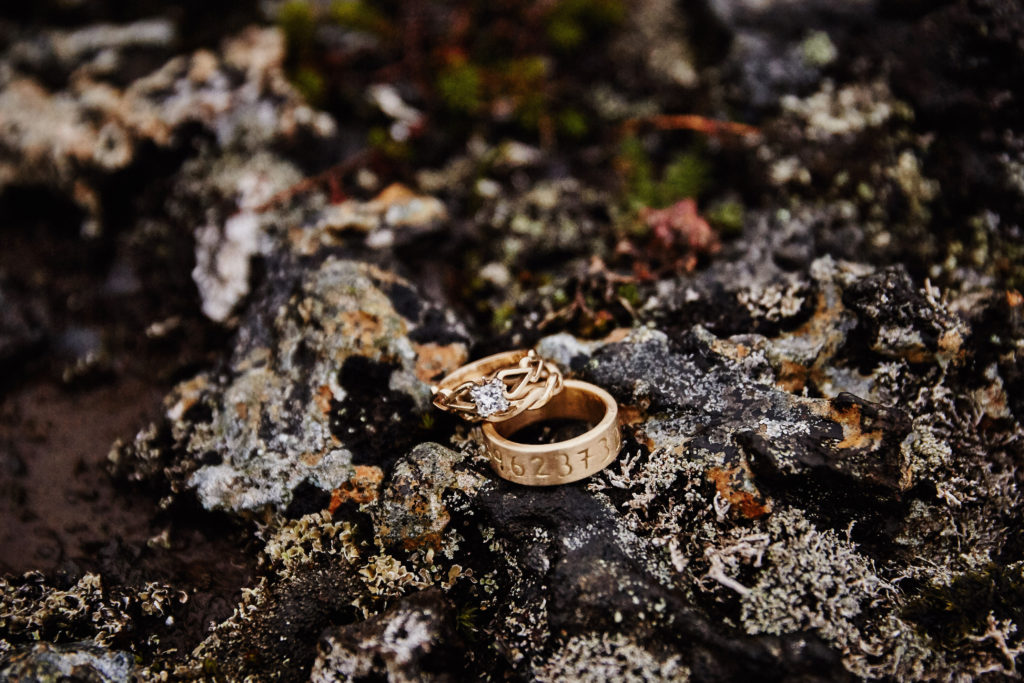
622;114;760;139
253;149;375;213
966;613;1023;674
703;549;751;596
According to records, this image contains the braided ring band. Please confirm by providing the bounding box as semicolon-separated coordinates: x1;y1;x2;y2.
431;350;563;423
481;379;621;486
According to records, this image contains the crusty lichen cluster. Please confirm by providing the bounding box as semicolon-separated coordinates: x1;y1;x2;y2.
0;573;184;663
3;0;1024;680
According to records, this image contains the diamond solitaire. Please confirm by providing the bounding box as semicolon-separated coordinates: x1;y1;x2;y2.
432;349;563;423
469;378;510;417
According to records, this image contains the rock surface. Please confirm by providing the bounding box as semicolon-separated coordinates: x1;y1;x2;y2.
2;1;1024;681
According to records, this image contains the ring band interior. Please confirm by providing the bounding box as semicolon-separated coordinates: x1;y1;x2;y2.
490;384;607;439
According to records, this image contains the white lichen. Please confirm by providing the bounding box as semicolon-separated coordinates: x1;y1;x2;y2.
535;632;690;683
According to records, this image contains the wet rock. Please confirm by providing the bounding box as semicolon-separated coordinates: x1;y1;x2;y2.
0;26;333;236
6;19;176;82
842;265;967;365
580;323;912;507
370;442;487;551
0;641;134;683
111;258;469;513
304;183;448;253
709;0;874;109
312;589;465;683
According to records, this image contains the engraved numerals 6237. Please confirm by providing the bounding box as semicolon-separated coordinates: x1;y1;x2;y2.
491;444;610;480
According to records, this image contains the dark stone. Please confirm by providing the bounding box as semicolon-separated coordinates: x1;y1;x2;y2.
314;589;468;682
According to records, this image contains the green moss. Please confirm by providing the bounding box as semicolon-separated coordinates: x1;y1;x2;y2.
497;56;551;129
620;135;656;208
329;0;389;35
544;0;626;51
902;563;1024;649
558;108;589;139
367;126;410;159
801;30;837;68
437;63;483;114
491;303;516;330
707;200;745;235
291;66;325;105
619;136;711;208
278;0;316;53
616;283;642;307
456;605;479;640
660;151;710;203
546;18;585;51
856;181;876;202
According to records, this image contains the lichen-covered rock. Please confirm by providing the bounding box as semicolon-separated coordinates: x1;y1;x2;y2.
0;25;333;235
4;2;1024;681
0;570;185;670
0;641;134;683
311;589;465;683
370;442;487;551
111;258;469;512
534;633;691;683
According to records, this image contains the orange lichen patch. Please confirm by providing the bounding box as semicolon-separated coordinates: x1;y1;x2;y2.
938;329;963;355
364;262;406;287
328;465;384;511
1007;289;1023;307
337;310;384;349
166;374;209;421
375;183;417;203
402;531;443;551
937;328;967;365
618;404;652;448
314;385;334;416
234;402;248;420
710;337;750;361
707;465;772;519
412;341;469;383
617;404;648;427
881;342;932;365
810;400;883;450
775;360;810;393
768;289;848;395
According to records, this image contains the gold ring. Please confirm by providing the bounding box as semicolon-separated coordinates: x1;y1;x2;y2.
431;350;563;423
481;379;621;485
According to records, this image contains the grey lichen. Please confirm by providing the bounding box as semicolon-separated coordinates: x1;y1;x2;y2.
0;26;333;236
122;258;448;513
739;509;883;646
534;632;691;683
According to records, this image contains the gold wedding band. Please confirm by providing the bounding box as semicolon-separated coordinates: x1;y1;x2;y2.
481;379;621;486
432;350;563;423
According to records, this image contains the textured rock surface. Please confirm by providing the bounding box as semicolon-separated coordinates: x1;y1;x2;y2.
2;1;1024;681
0;641;134;683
